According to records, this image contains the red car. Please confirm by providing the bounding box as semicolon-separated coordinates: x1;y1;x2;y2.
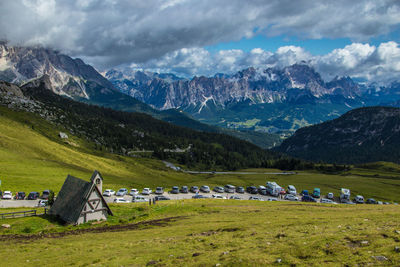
279;188;286;195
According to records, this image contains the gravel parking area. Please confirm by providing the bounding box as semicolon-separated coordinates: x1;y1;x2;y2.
104;191;291;203
0;200;39;208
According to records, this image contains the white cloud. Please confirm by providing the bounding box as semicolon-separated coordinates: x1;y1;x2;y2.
125;42;400;84
1;0;399;68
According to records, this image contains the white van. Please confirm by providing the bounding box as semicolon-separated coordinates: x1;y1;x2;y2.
132;195;148;203
287;185;297;195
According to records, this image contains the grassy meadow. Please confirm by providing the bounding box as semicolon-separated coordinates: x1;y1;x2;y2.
0;200;400;266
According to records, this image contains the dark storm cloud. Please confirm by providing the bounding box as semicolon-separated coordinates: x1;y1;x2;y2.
1;0;399;69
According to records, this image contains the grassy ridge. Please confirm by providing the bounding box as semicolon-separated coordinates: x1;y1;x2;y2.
0;201;400;266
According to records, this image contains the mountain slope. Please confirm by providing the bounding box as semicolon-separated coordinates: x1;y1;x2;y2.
275;107;400;164
1;78;286;170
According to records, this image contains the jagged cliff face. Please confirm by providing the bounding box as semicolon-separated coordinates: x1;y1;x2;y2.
0;43;116;99
106;64;362;110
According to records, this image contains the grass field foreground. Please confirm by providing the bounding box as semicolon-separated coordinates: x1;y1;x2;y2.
0;200;400;266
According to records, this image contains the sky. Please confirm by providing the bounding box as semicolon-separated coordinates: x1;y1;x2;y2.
1;0;400;84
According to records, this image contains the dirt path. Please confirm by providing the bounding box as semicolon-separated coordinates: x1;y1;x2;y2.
0;216;186;242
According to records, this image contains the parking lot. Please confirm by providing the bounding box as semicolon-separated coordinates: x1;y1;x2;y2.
104;191;286;203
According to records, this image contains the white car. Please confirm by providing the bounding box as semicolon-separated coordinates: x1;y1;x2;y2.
249;196;264;201
132;196;148;203
37;199;48;207
114;197;128;203
129;188;139;195
267;197;278;201
103;189;115;197
141;188;152;195
2;191;12;200
327;192;334;199
284;194;299;201
287;185;297;195
320;198;337;204
212;194;226;199
116;188;128;196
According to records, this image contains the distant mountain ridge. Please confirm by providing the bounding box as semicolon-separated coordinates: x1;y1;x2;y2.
275;106;400;164
105;64;362;110
106;64;400;134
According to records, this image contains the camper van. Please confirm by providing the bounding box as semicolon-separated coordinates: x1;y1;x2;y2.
266;181;282;197
340;188;351;203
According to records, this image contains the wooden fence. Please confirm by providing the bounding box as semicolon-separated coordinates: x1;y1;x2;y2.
0;208;48;219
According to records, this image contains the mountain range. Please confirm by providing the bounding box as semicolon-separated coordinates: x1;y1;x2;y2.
106;65;400;134
276;106;400;164
0;42;280;148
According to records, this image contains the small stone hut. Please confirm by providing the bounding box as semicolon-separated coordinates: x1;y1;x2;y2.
49;170;113;225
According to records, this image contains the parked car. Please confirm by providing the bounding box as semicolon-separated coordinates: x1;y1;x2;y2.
114;197;128;203
312;188;321;198
236;186;245;194
249;196;263;201
27;191;40;200
246;186;258;194
212;194;226;199
267;197;278;201
2;191;12;200
301;190;309;196
341;199;355;204
180;186;189;193
377;201;383;205
301;195;317;202
213;186;224;193
192;195;208;199
169;186;180;194
258;186;268;195
116;188;128;196
40;190;53;199
200;185;210;193
141;188;152;195
287;185;297;195
155;196;170;201
103;189;115;197
132;195;148;202
15;192;26;200
327;192;334;200
37;199;48;207
366;198;377;204
383;202;390;205
354;195;364;204
224;184;235;193
190;186;199;193
320;198;337;204
284;194;299;201
229;195;242;200
129;189;139;195
155;187;164;195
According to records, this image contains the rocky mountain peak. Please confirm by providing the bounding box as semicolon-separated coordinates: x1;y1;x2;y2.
0;43;116;100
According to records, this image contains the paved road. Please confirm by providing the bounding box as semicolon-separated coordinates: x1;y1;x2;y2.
163;161;296;175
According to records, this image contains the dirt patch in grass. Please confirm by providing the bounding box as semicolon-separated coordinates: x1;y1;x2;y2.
0;216;186;242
